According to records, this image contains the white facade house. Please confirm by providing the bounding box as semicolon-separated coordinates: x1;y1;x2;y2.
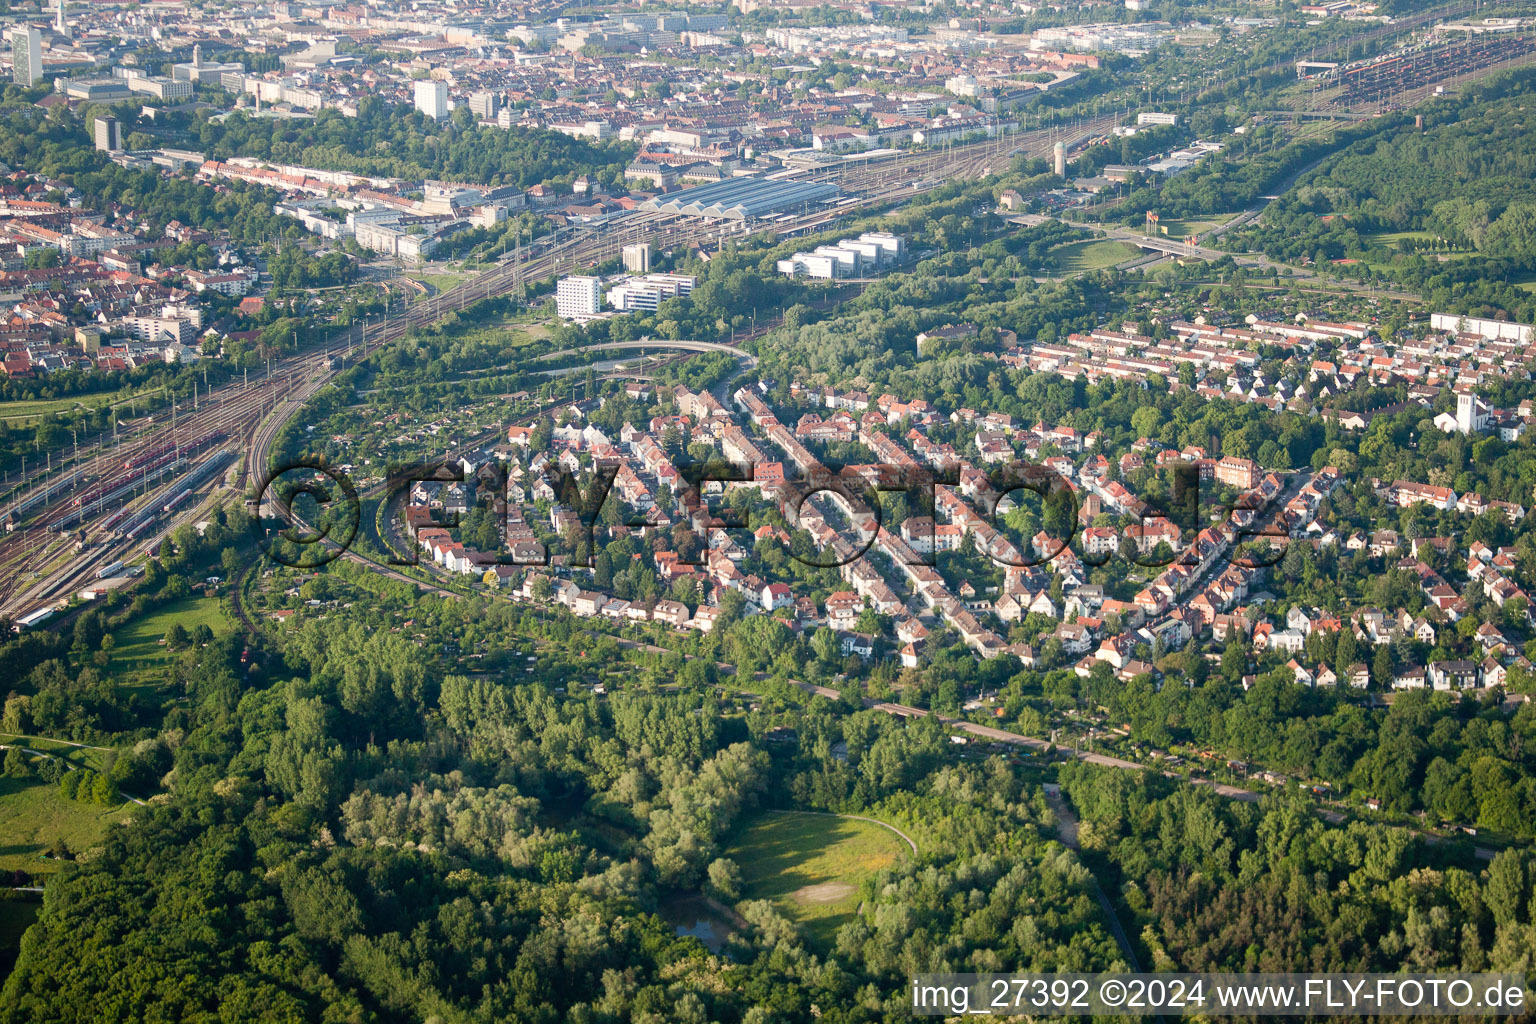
777;232;904;279
1430;312;1533;344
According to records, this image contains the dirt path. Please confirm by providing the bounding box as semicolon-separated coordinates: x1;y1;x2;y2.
1044;783;1142;973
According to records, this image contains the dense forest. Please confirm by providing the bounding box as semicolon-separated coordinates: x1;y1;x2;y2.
0;548;1125;1021
4;499;1531;1018
1252;71;1536;255
1061;762;1536;975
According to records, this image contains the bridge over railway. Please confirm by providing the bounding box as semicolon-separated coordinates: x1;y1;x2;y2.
532;338;759;368
1251;108;1377;120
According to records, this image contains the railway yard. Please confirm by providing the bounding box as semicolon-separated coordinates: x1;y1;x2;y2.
0;1;1525;626
0;116;1108;624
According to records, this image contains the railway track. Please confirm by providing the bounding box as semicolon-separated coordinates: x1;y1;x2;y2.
3;127;1092;618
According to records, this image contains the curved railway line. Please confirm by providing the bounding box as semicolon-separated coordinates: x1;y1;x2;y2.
1;116;1118;619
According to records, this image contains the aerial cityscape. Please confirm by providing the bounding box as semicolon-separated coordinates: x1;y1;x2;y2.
0;0;1534;1019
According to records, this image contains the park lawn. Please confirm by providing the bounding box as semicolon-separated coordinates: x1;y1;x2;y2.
108;595;234;683
503;328;546;348
0;394;113;425
0;737;105;773
1364;230;1436;248
0;775;134;877
1363;231;1481;261
1156;214;1234;239
724;811;908;946
409;272;468;296
1050;239;1141;274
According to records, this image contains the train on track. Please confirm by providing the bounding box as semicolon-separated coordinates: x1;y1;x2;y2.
124;428;227;472
53;430;231;529
1;469;87;526
158;450;235;516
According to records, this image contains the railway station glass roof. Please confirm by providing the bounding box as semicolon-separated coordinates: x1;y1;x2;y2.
638;177;841;220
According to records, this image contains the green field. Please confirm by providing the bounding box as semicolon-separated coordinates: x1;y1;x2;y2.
0;395;113;425
0;737;107;772
109;595;235;683
1050;239;1142;274
724;811;909;945
0;775;134;877
1361;230;1481;261
408;272;468;296
1363;229;1436;247
1155;215;1234;239
0;385;171;426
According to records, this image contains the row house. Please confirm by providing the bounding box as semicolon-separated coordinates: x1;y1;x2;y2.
1388;480;1457;511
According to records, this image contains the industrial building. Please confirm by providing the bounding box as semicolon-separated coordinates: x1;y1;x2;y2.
638;177;839;221
776;232;904;280
607;274;696;312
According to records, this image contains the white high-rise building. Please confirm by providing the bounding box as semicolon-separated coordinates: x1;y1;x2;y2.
93;115;122;152
556;276;602;319
11;26;42;87
622;242;651;274
414;79;448;121
1053;141;1067;178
